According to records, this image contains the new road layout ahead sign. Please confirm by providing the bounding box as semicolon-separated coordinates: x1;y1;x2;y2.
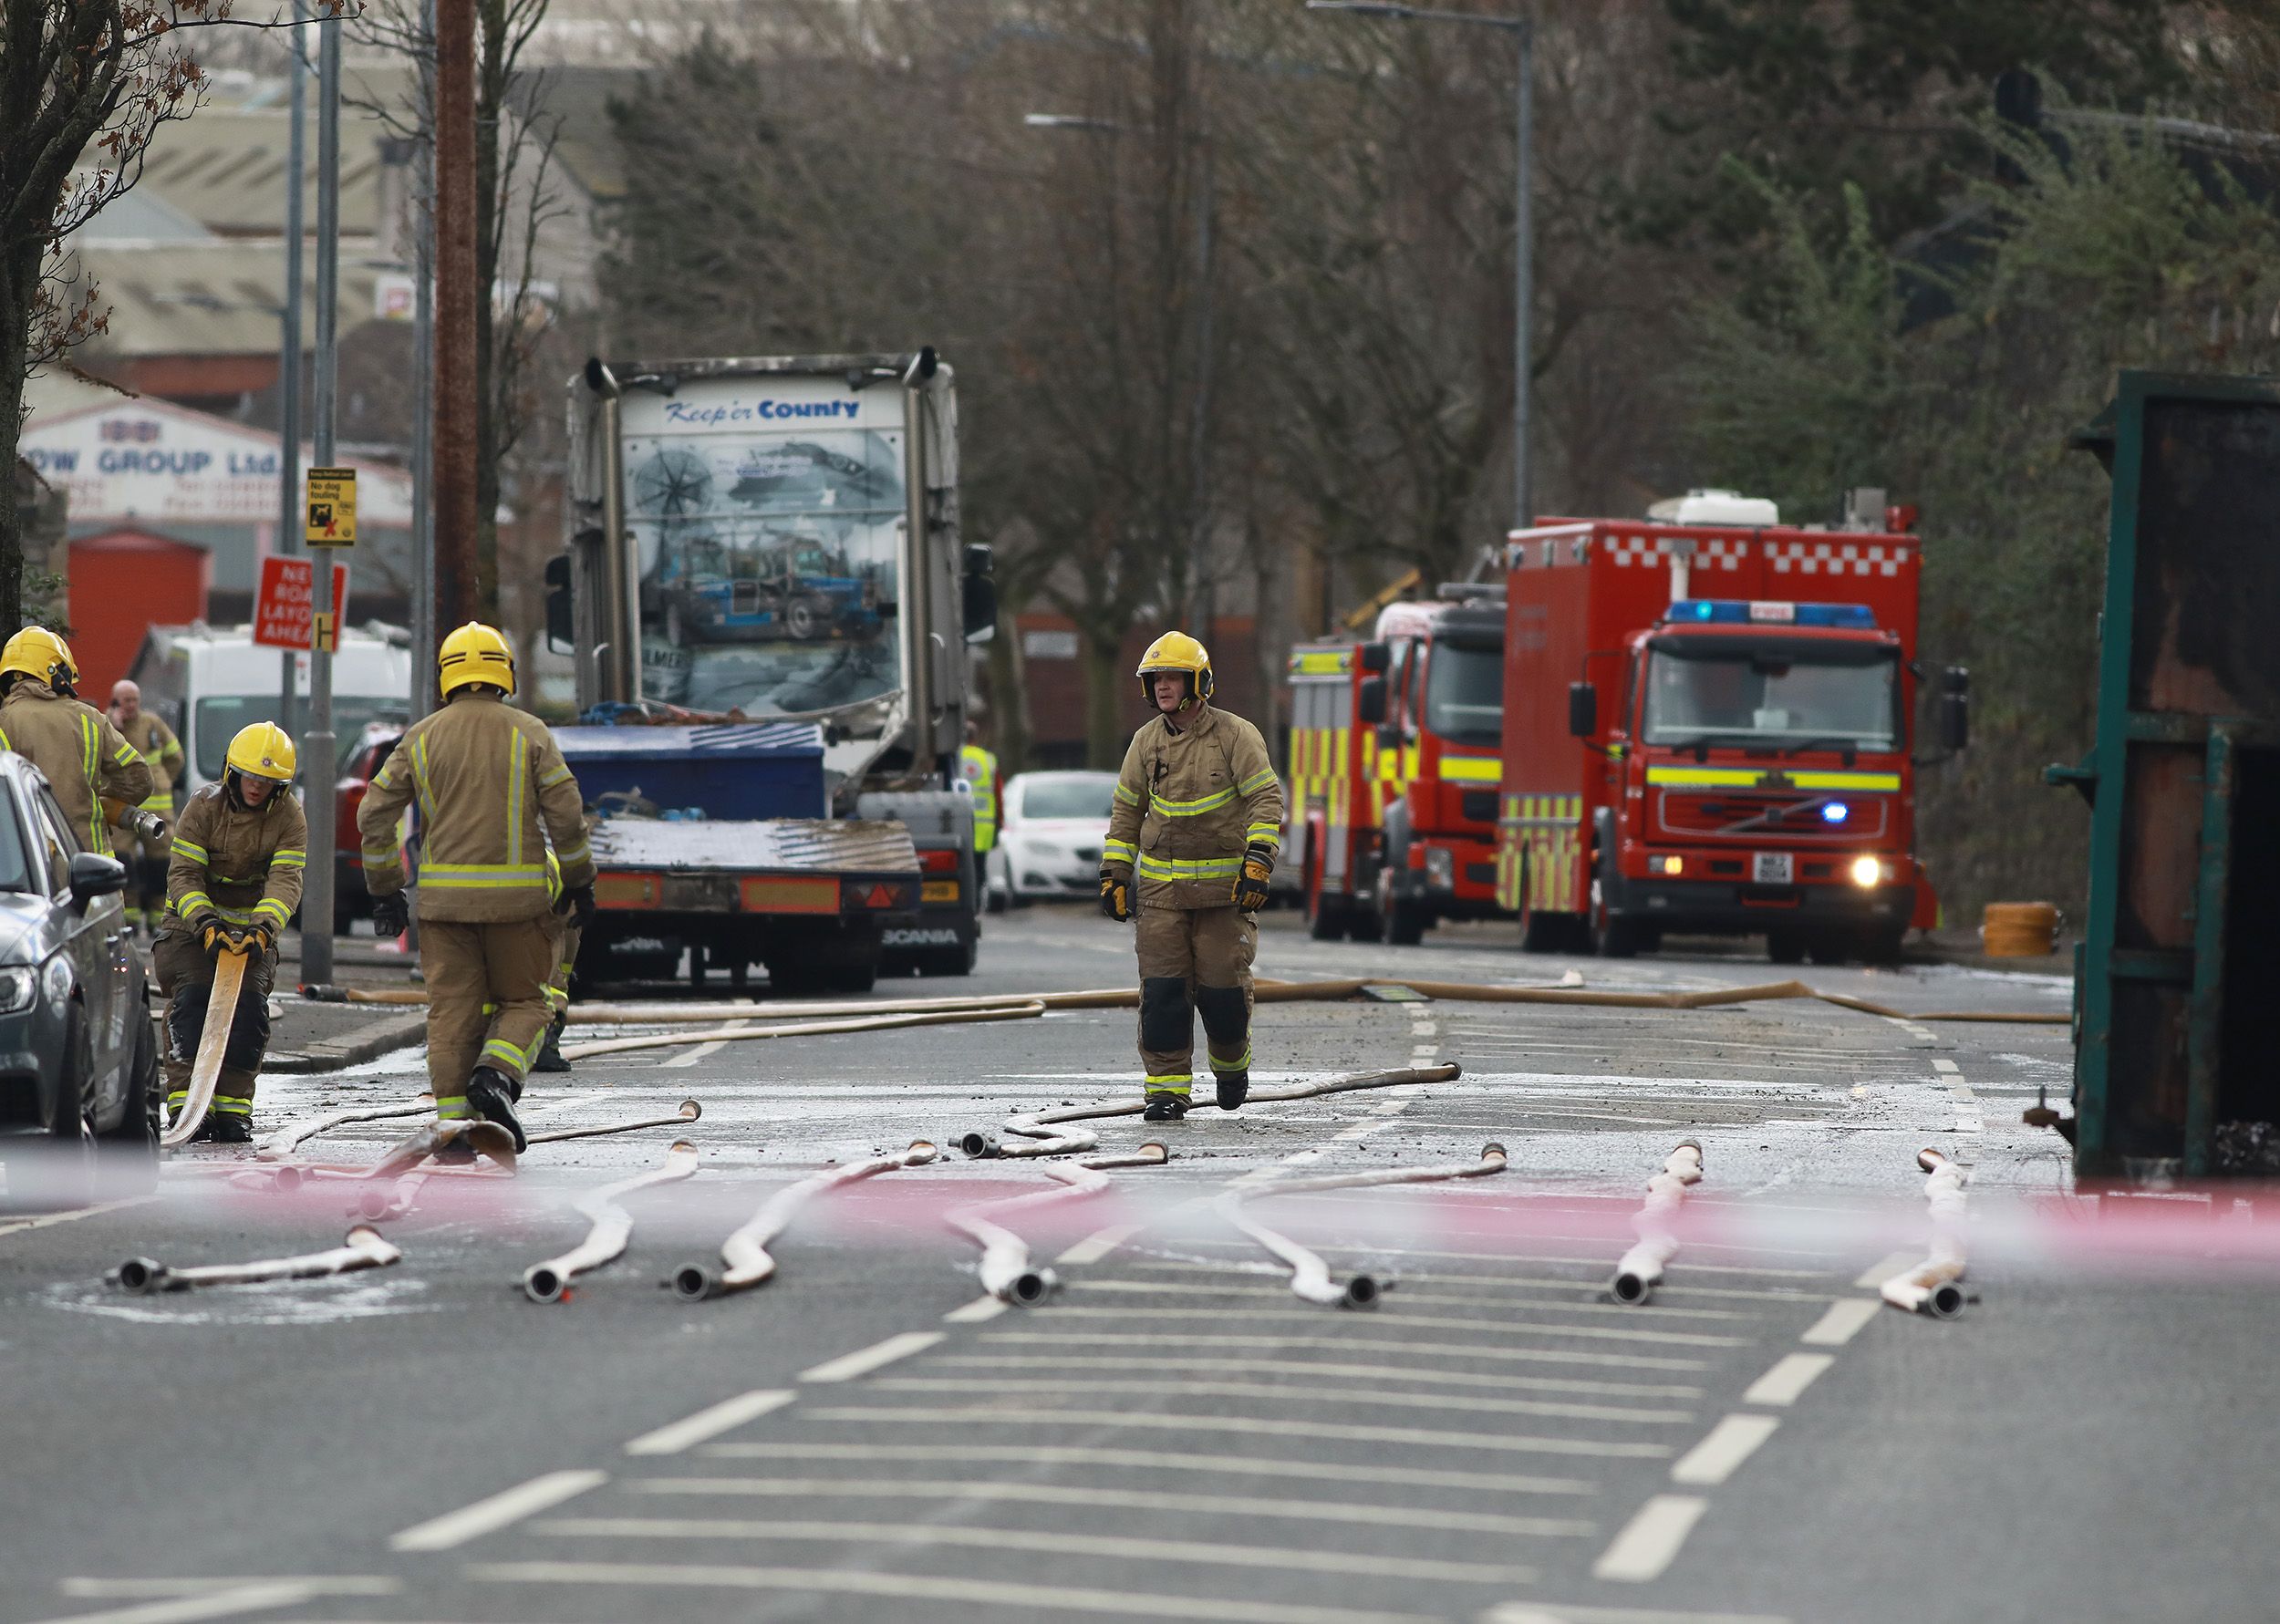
305;466;357;546
253;556;349;651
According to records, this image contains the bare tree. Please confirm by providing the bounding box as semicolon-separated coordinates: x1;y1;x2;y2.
2;0;321;624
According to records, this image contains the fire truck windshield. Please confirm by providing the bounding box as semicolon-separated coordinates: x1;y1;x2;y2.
1425;642;1504;745
1642;639;1898;751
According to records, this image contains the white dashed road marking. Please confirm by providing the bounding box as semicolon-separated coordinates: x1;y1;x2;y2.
1669;1414;1780;1486
1591;1494;1709;1582
387;1468;608;1551
797;1330;942;1384
622;1390;796;1456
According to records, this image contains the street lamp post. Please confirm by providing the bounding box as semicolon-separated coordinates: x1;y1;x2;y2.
1306;1;1534;533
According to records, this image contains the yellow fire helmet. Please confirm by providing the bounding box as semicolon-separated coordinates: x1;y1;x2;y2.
1;626;79;692
438;620;516;699
225;722;298;784
1135;629;1213;709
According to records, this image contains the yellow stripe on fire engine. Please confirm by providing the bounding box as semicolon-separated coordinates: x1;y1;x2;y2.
1644;766;1766;788
1288;650;1352;677
1787;771;1902;791
1436;755;1502;783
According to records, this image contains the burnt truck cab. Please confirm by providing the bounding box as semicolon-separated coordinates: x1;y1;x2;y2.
1585;599;1938;962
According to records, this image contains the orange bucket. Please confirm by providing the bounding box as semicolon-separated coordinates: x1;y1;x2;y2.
1982;901;2059;957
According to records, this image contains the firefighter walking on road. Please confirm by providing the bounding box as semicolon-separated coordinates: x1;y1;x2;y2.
358;624;593;1148
155;723;306;1142
1100;632;1283;1122
0;628;152;856
110;679;183;934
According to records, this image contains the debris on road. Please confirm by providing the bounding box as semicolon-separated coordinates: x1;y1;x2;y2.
1612;1140;1704;1306
114;1224;400;1294
1881;1146;1969;1318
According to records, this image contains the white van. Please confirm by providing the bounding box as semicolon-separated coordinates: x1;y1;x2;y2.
127;624;415;796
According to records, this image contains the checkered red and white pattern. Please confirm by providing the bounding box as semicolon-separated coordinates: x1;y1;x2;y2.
1765;540;1910;577
1604;534;1749;572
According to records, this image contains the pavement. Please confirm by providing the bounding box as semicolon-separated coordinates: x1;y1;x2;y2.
2;907;2268;1624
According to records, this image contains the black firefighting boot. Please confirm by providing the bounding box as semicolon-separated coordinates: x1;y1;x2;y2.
1142;1093;1189;1123
1215;1069;1250;1112
205;1111;254;1145
465;1066;527;1152
532;1010;572;1073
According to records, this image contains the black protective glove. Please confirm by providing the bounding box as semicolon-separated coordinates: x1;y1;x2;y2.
244;919;275;957
1231;843;1274;912
369;893;409;940
1099;864;1132;923
555;883;596;930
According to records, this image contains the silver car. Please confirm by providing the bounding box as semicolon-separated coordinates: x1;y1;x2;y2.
0;751;159;1211
987;771;1118;908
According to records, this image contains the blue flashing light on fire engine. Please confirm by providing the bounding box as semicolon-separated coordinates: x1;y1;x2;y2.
1666;599;1878;629
1821;802;1850;824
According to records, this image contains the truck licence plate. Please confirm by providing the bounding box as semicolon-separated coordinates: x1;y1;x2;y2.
1753;853;1794;884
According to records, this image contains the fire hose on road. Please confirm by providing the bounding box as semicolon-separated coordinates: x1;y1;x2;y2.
523;1141;702;1304
674;1140;939;1300
561;1003;1045;1062
1216;1143;1511;1309
115;1225;399;1294
958;1064;1464;1161
948;1144;1169;1306
158;946;248;1149
257;1097;436;1160
1882;1147;1970;1318
1611;1141;1704;1306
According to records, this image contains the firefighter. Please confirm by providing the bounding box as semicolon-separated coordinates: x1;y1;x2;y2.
358;623;593;1149
109;680;183;934
1099;632;1283;1122
959;719;1000;856
531;846;583;1074
0;627;153;856
155;723;306;1143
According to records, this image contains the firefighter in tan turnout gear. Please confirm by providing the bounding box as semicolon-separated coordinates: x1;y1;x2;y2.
155;723;306;1143
111;680;184;933
1100;632;1283;1122
0;627;153;857
358;623;593;1149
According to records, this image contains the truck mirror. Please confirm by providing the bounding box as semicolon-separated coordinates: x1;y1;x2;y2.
1359;642;1391;675
1568;681;1597;739
961;543;997;644
1357;676;1388;725
544;554;574;655
1940;666;1970;753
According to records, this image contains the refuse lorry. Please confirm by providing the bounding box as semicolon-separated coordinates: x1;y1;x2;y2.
1494;490;1965;962
2047;370;2280;1180
551;349;995;990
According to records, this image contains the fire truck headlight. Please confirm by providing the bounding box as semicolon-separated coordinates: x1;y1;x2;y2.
1849;855;1883;888
1425;845;1455;887
1821;802;1849;824
1649;854;1684;876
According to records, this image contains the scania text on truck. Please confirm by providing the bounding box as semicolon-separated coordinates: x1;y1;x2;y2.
1285;588;1509;945
552;350;995;992
1494;491;1966;963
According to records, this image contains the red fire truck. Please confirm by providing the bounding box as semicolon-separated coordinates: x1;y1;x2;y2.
1287;591;1509;944
1494;499;1965;963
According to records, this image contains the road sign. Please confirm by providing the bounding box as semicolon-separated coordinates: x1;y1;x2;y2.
253;556;350;650
305;465;357;546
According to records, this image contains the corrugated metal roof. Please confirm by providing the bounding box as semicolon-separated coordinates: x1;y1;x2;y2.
53;240;380;357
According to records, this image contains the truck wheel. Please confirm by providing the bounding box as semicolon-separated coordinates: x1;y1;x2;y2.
1346;908;1384;944
1520;908;1565;954
1807;937;1851;967
1307;904;1346;942
1386;900;1427;946
827;958;877;994
919;936;978;977
1767;930;1807;966
786;598;820;639
1860;926;1907;967
97;1007;161;1195
1589;865;1641;958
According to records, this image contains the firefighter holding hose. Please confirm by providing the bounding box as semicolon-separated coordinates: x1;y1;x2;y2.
1100;632;1283;1122
110;680;184;934
156;723;306;1142
0;627;154;857
358;624;593;1149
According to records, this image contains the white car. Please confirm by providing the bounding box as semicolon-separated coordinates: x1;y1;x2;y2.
987;771;1118;909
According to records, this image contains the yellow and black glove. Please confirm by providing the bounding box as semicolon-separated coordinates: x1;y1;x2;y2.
187;911;223;955
1099;864;1132;923
1232;843;1274;912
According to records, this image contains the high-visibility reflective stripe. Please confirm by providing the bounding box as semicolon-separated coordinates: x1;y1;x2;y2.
254;899;292;924
1114;783;1142;807
176;889;213;912
139;793;171;812
411;735;437;823
538;763;574;790
1288;649;1352;676
1151;787;1235;815
166;1091;188;1107
1136;854;1241;880
1644;766;1765;787
1237;767;1277;795
81;716;103;847
437;1094;472;1120
554;840;589;868
418;862;547;888
1208;1046;1252;1072
1143;1074;1193;1095
272;848;306;868
362;843;399;864
482;1038;526;1070
210;1097;252;1115
1437;755;1502;783
114;740;140;764
172;838;211;864
1243;823;1281;846
1102;839;1136;863
1786;771;1902;791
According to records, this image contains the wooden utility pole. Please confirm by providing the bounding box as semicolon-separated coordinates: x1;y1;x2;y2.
431;0;479;642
